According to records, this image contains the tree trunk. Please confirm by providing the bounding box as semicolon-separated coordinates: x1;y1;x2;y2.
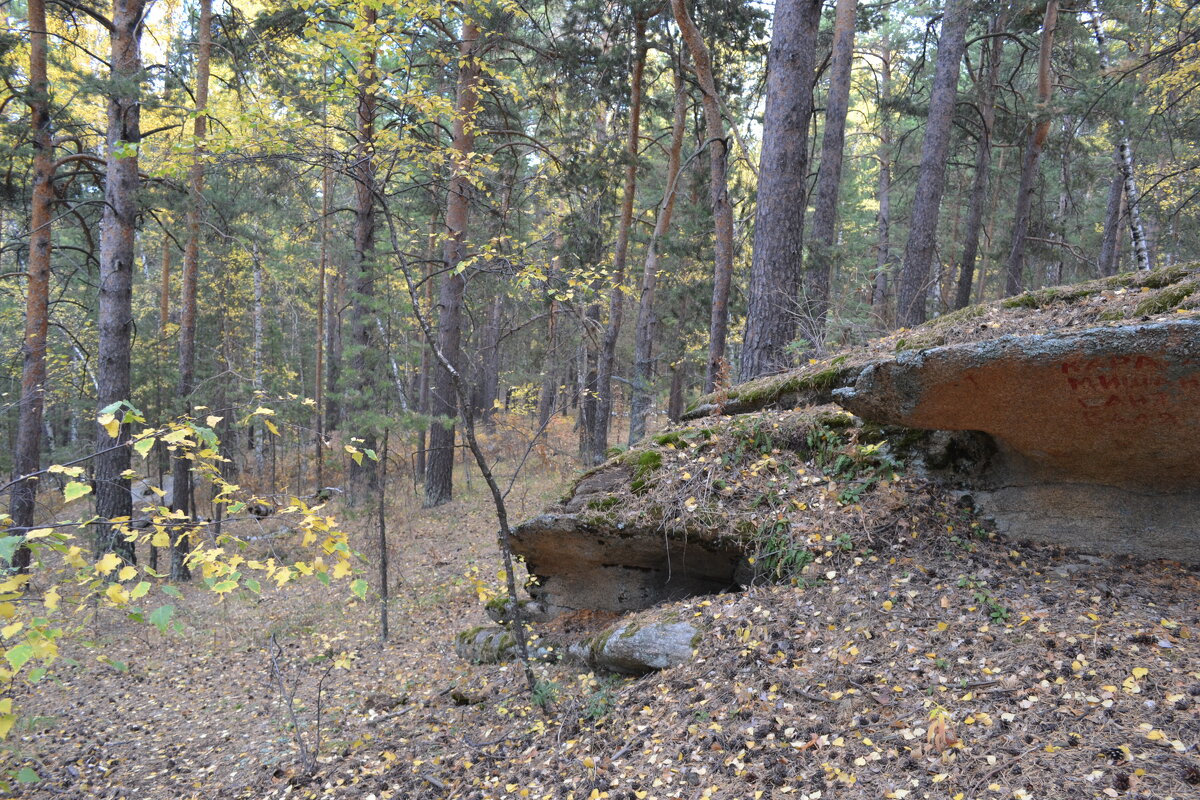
1097;167;1124;276
671;0;735;392
740;0;823;380
666;361;686;423
477;294;502;431
253;252;265;485
628;58;687;445
325;267;342;432
591;15;647;461
9;0;54;572
349;6;379;491
895;0;971;326
315;165;329;490
1086;10;1151;271
537;235;562;429
425;17;481;508
1003;0;1058;297
95;0;145;563
872;44;893;329
170;0;211;580
803;0;858;352
953;9;1006;310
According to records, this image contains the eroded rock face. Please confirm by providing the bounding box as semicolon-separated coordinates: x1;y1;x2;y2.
567;616;701;674
511;513;750;616
835;320;1200;562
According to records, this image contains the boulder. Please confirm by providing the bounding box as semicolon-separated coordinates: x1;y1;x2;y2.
454;625;554;664
567;615;701;674
835;319;1200;563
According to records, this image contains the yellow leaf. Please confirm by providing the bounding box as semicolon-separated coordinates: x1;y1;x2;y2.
882;600;893;611
0;714;15;740
151;530;170;548
205;415;223;427
1131;667;1148;679
24;528;54;540
95;553;121;576
332;561;352;579
118;565;138;582
98;413;120;438
105;583;129;605
0;603;15;619
263;418;280;436
1;622;22;639
42;587;59;611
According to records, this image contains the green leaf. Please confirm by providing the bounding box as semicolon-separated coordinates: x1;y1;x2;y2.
4;644;33;671
244;579;261;594
15;767;38;783
317;572;330;587
350;579;368;601
132;437;156;458
26;667;46;684
211;580;238;594
130;581;151;600
161;585;183;599
0;536;21;564
63;481;92;503
149;604;175;634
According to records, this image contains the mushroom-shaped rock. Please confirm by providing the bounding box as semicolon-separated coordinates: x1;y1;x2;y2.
511;513;749;616
834;319;1200;562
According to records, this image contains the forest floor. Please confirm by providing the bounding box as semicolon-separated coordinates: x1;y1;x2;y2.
11;429;1199;800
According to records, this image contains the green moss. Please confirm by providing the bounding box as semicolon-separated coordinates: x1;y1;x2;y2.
652;431;686;447
634;450;663;479
587;496;621;511
485;595;511;612
456;625;487;644
1134;281;1198;316
1000;283;1101;311
1137;263;1194;289
1000;292;1042;310
1097;309;1127;321
618;622;641;640
927;303;987;328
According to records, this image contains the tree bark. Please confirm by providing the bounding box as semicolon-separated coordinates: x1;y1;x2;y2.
803;0;858;352
95;0;145;563
349;6;379;491
628;58;687;446
477;294;502;431
1097;166;1124;276
591;15;647;461
872;44;893;329
740;0;823;381
895;0;971;326
537;234;562;429
1003;0;1058;297
954;9;1007;310
425;16;481;507
9;0;55;572
315;165;330;489
170;0;212;580
671;0;735;392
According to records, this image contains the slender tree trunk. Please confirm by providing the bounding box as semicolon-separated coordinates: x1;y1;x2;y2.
740;0;823;380
1086;9;1151;271
9;0;55;572
895;0;971;326
315;166;329;490
671;0;735;392
477;294;502;431
253;253;265;485
325;267;342;432
872;45;893;329
170;0;211;580
95;0;145;563
629;60;687;445
954;9;1007;309
1097;167;1124;276
591;15;647;461
1004;0;1058;297
349;6;379;491
537;236;562;429
667;361;686;423
425;17;481;507
804;0;858;352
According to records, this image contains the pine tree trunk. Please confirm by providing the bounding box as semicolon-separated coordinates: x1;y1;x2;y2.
170;0;211;580
325;268;342;432
671;0;735;392
740;0;822;380
537;237;562;429
591;16;647;461
9;0;54;572
95;0;145;563
478;294;502;431
895;0;971;326
1097;166;1124;277
872;44;893;329
253;253;265;485
425;17;481;508
315;166;329;490
803;0;857;352
628;59;687;446
1003;0;1058;297
954;10;1006;310
349;7;379;491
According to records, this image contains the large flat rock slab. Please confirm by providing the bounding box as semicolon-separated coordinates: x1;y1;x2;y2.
835;320;1200;562
835;320;1200;488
